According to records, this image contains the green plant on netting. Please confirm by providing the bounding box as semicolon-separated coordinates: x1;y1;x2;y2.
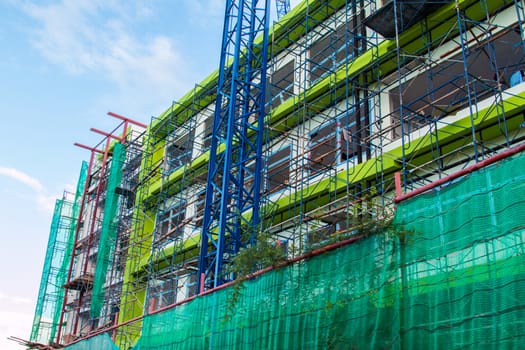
223;231;287;320
222;196;406;321
325;303;355;349
305;195;396;251
390;221;416;244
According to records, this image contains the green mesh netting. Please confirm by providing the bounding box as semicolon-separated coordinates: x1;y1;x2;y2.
64;333;119;350
30;199;67;344
392;152;525;348
91;143;126;319
131;151;525;349
135;232;400;350
30;161;88;344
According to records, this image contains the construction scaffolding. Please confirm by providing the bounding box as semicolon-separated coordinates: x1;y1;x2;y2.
91;126;145;348
30;163;87;346
144;87;213;313
50;115;147;347
259;0;388;259
28;0;525;349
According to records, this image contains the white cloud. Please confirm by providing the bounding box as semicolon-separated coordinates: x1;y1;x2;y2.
0;167;44;192
0;167;58;214
21;0;193;109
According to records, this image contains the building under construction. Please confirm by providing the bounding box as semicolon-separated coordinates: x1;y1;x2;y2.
27;0;525;348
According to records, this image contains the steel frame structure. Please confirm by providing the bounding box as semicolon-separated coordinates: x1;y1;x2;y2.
198;0;271;290
384;0;525;191
256;0;387;258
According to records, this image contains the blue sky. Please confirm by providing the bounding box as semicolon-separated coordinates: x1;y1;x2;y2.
0;0;299;348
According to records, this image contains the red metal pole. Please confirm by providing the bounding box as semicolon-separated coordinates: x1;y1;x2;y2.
74;136;112;336
56;148;96;344
107;111;147;129
199;273;205;294
395;142;525;203
74;143;105;154
122;121;129;144
394;172;402;197
90;128;124;141
111;311;119;342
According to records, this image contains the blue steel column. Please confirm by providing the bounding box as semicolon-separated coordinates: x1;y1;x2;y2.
198;0;270;291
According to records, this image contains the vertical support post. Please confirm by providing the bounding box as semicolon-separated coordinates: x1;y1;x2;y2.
74;137;112;336
56;148;98;343
514;0;525;49
455;0;479;162
200;273;205;294
393;0;408;191
394;171;402;198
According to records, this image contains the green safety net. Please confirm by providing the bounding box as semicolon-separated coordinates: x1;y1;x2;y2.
130;151;525;349
392;151;525;348
29;199;67;344
91;142;126;319
64;333;119;350
30;161;88;344
135;232;399;350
